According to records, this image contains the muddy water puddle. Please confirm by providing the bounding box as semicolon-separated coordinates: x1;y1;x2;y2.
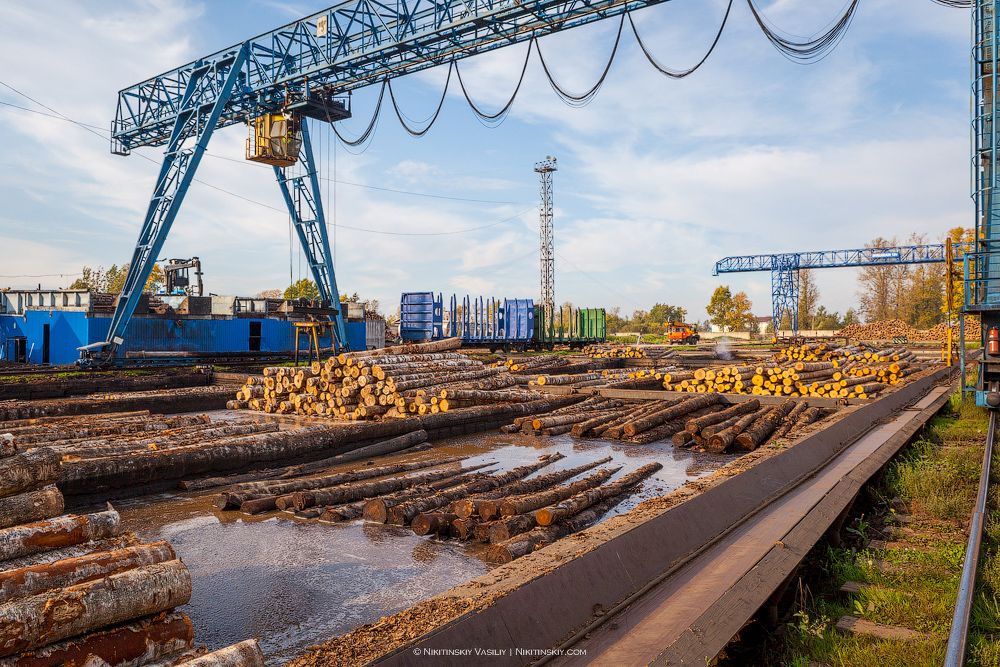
113;430;733;664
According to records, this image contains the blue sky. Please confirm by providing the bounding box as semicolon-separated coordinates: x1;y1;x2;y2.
0;0;972;321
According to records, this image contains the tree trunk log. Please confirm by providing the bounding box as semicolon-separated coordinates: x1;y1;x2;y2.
288;465;471;512
411;512;457;536
487;494;628;563
0;508;121;564
498;467;620;518
685;399;760;433
734;400;795;451
359;467;497;523
622;395;721;438
449;516;479;540
705;408;769;453
0;540;175;604
0;486;64;530
0;611;193;667
0;559;191;657
486;513;540;543
0;449;60;498
386;456;561;526
461;456;612;521
172;639;265;667
535;463;661;526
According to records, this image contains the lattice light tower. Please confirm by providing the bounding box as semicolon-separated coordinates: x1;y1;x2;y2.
535;156;557;315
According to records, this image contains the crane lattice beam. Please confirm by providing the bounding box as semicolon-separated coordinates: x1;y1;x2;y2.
113;0;674;153
714;243;974;334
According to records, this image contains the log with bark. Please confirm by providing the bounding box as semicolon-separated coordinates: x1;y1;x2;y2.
705;407;769;453
385;456;561;526
0;559;191;657
733;399;795;451
535;463;661;526
685;400;760;433
487;492;630;563
0;486;64;530
496;466;621;519
457;456;613;521
0;540;175;604
358;467;498;524
174;639;265;667
0;508;121;563
411;512;458;536
621;395;721;438
218;456;464;511
0;611;194;667
0;449;60;498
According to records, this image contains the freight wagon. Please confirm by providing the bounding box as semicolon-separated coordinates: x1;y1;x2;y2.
399;292;606;350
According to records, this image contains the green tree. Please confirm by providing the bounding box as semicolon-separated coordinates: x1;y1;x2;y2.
606;306;625;334
285;278;320;300
812;305;842;330
648;303;688;325
706;286;735;331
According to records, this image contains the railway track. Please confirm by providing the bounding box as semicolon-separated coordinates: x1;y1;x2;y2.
354;367;956;666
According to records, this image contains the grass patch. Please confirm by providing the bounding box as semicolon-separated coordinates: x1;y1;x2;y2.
776;394;1000;666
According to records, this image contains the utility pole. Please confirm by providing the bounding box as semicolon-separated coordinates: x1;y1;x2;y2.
535;156;557;317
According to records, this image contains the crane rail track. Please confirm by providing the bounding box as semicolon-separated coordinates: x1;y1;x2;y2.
944;408;997;666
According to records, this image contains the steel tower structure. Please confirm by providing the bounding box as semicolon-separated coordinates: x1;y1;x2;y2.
535;156;557;315
966;0;1000;406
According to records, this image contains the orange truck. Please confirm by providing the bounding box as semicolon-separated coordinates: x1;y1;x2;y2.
665;322;701;345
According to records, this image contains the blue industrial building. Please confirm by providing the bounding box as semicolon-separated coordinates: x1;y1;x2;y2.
0;289;382;365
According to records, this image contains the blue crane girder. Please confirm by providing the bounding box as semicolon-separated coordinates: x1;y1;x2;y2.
713;243;974;334
111;0;675;152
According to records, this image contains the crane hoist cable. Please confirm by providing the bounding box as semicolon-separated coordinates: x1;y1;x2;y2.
746;0;861;64
535;12;627;107
455;41;533;127
387;62;455;137
629;0;733;78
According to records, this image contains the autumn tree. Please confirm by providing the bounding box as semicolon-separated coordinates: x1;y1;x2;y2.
256;289;283;299
69;263;162;294
857;236;910;321
707;286;755;332
285;279;320;300
797;270;819;329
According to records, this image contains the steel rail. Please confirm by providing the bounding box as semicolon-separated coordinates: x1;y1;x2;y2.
945;408;997;666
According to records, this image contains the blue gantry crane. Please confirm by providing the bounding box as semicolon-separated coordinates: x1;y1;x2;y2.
714;243;973;333
85;0;687;365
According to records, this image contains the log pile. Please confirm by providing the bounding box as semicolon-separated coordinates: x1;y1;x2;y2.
0;440;265;665
663;344;928;399
512;394;827;450
838;315;979;343
227;337;551;420
582;344;645;359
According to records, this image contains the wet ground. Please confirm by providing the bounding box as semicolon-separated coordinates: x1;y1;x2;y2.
112;429;735;665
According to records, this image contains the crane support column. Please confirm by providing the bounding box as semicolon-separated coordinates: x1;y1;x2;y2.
274;120;347;349
771;256;800;334
88;46;249;365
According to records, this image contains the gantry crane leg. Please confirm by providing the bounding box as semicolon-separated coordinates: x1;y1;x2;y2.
274;120;347;350
87;46;249;365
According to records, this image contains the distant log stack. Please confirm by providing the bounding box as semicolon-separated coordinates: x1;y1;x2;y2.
663;343;928;398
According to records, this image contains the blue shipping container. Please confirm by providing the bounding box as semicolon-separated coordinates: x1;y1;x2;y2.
400;292;443;341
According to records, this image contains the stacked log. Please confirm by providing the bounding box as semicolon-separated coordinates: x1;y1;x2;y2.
663;343;928;398
0;386;234;421
483;462;662;563
582;344;645;359
0;438;264;665
228;337;559;420
838;315;979;343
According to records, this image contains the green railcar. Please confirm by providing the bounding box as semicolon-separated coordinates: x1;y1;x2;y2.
533;306;606;348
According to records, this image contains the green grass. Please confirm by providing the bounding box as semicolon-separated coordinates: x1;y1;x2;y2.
777;394;1000;667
